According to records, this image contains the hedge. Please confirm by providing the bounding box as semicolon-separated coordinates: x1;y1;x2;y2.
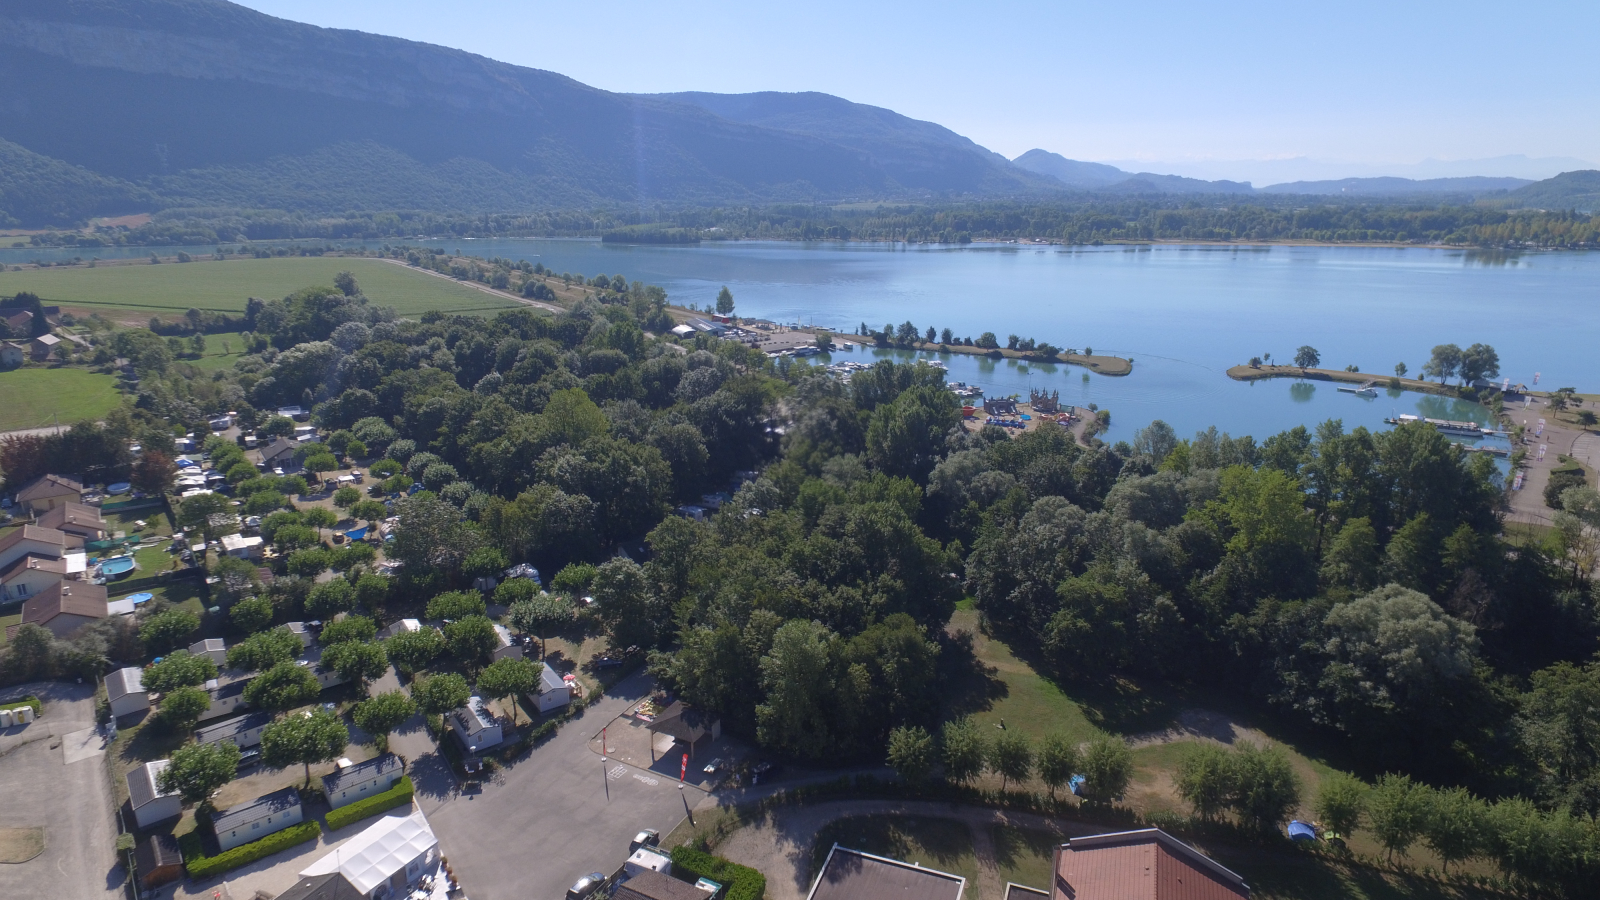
0;695;42;717
180;821;322;879
670;846;766;900
325;776;415;831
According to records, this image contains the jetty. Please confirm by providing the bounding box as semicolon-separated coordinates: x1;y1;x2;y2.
1385;414;1493;436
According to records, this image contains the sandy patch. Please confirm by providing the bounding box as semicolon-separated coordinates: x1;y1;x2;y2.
0;827;45;864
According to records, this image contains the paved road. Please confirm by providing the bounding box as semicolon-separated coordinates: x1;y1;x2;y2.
426;671;711;900
0;681;123;900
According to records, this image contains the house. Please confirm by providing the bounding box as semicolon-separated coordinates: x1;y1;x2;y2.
1;309;31;334
287;620;313;647
20;581;107;638
377;618;420;640
30;333;61;361
807;845;965;900
301;651;349;690
222;533;265;559
647;701;722;759
274;873;368;900
322;753;405;810
213;787;304;852
1;554;71;603
35;502;108;542
106;666;149;719
253;437;300;471
13;475;84;515
195;711;273;750
127;760;183;829
200;673;256;721
277;406;310;421
1043;829;1250;900
616;870;720;900
491;623;523;662
533;662;573;715
625;846;673;878
0;341;25;369
669;323;697;338
0;524;84;568
135;835;184;891
297;809;439;899
188;638;228;667
450;696;503;752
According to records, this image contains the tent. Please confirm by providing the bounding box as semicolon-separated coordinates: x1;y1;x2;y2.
299;810;438;895
1287;820;1317;842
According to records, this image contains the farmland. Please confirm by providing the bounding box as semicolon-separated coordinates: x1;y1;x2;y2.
0;257;524;319
0;367;122;432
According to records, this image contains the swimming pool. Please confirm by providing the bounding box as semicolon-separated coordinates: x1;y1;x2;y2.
100;557;136;577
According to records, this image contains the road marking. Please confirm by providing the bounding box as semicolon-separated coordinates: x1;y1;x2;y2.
633;773;660;786
608;765;627;781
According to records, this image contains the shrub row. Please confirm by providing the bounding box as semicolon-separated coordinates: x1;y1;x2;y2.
669;846;766;900
325;776;415;831
179;821;322;879
0;694;42;717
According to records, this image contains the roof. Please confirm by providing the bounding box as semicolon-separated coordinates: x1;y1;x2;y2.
1005;886;1050;900
208;671;255;701
106;666;145;701
322;753;403;794
35;502;106;532
299;809;437;895
0;553;68;582
453;697;498;736
0;524;68;557
21;581;108;626
135;834;183;873
222;534;264;551
195;711;273;743
1053;829;1249;900
275;873;368;900
212;787;302;834
127;760;176;810
189;638;226;655
258;437;298;462
14;474;82;502
616;870;715;900
647;701;720;743
807;845;965;900
540;662;566;694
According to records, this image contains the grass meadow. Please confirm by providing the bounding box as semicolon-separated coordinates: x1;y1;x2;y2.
0;367;122;432
0;257;524;319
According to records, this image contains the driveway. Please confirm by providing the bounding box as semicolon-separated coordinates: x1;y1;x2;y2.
0;681;124;899
425;671;712;900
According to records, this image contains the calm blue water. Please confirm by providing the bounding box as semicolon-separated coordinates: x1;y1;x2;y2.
9;238;1593;448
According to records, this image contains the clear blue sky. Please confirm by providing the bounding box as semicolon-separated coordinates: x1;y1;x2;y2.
237;0;1597;182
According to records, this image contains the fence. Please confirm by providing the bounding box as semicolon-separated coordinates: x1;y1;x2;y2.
100;497;166;513
108;566;204;598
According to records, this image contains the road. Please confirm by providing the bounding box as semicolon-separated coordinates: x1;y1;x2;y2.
0;681;124;900
423;671;711;900
1504;394;1597;527
375;258;563;314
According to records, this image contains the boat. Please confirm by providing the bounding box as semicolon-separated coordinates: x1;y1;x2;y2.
1336;379;1378;397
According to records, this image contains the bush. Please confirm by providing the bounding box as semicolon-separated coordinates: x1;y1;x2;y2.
325;776;414;831
0;695;42;717
669;846;766;900
180;820;322;879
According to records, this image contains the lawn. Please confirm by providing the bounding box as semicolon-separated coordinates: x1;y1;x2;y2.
0;257;524;319
0;612;19;646
991;824;1063;893
0;367;123;432
810;815;981;895
186;331;250;373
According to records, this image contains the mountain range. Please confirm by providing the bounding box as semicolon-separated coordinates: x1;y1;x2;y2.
0;0;1594;228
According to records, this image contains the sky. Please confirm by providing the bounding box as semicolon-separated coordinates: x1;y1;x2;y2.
236;0;1598;185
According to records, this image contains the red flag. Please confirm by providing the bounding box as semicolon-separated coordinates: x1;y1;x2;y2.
680;753;688;786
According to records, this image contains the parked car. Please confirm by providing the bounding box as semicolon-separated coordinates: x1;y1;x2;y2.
238;747;261;768
629;829;660;853
566;873;607;900
593;656;623;669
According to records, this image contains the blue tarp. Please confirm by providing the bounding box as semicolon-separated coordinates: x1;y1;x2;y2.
1287;820;1317;841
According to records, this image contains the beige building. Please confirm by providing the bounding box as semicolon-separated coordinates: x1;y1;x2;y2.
20;581;107;638
13;475;84;515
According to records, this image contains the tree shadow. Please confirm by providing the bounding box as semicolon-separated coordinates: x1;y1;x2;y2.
938;629;1008;719
990;823;1064;875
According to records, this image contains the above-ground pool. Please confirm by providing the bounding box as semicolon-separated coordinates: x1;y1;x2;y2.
124;592;153;604
100;557;136;578
106;482;131;494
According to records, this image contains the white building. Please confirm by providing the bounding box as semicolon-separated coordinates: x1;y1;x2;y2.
213;787;303;852
490;623;522;662
188;638;228;667
533;662;573;715
127;760;182;829
221;533;265;560
106;666;149;719
298;809;439;899
449;697;502;752
322;754;405;810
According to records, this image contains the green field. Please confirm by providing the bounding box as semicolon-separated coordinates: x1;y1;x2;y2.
0;257;523;318
0;367;123;432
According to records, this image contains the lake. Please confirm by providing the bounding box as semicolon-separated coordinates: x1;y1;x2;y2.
9;238;1595;448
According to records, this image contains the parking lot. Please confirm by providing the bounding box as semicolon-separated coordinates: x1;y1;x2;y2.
423;671;713;900
0;682;124;899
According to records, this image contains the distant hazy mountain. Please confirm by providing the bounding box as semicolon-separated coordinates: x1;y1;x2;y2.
1011;150;1129;188
1507;170;1600;211
1260;176;1532;196
645;92;1059;196
1098;154;1598;185
0;0;1071;225
1100;173;1255;194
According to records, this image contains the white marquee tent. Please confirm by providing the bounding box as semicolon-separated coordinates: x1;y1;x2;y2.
300;810;438;896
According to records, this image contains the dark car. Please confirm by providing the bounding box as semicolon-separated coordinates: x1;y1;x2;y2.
566;872;607;900
237;747;261;768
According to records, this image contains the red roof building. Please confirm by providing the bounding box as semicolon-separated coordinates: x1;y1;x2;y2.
1049;830;1249;900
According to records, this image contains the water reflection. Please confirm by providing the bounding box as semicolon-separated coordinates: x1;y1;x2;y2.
1290;382;1317;403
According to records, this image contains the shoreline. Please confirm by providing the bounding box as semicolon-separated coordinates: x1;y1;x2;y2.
1226;364;1483;398
834;335;1132;376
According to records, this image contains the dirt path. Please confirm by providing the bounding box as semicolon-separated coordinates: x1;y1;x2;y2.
374;257;563;313
708;797;1097;900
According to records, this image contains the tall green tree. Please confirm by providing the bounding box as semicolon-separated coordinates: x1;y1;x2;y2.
1367;773;1428;861
261;707;349;787
385;627;446;676
352;691;417;750
1315;772;1368;838
477;657;541;725
158;742;240;806
1036;732;1080;801
243;661;322;712
887;725;935;784
507;594;574;659
141;651;217;694
941;718;989;785
1078;737;1134;804
226;627;302;673
989;731;1034;791
714;286;734;315
413;673;471;716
